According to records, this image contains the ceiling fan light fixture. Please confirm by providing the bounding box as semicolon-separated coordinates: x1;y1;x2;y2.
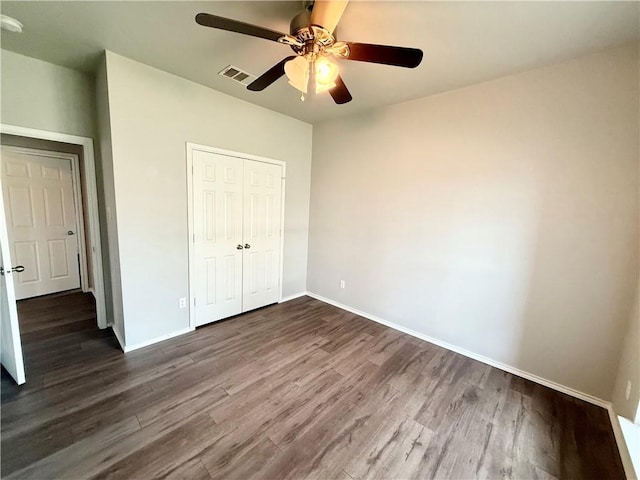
0;14;23;33
316;56;339;87
284;55;339;94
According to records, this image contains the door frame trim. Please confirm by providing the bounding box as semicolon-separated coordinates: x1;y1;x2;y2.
0;124;107;329
185;142;287;330
2;146;89;295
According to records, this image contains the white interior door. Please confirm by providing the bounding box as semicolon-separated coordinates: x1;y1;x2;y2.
0;173;26;385
242;160;282;312
1;148;80;299
193;150;243;326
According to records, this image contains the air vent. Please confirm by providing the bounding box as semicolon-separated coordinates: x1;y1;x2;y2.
218;65;256;86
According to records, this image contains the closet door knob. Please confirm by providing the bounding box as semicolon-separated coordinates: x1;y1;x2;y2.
236;244;244;250
244;244;251;249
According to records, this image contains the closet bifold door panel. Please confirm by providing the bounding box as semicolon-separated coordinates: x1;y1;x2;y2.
192;149;283;327
242;160;282;312
193;150;244;327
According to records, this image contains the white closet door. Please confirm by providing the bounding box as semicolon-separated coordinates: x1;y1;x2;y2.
193;151;243;326
242;160;282;312
1;149;80;299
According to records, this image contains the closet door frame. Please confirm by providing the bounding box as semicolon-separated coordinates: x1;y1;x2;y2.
185;142;286;330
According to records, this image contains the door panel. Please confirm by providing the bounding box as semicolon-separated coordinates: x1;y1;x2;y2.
7;186;34;226
14;241;40;283
242;160;282;312
48;240;70;278
0;173;26;385
43;187;67;226
193;150;243;326
1;148;80;299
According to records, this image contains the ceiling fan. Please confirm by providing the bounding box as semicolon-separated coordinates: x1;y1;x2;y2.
195;0;423;105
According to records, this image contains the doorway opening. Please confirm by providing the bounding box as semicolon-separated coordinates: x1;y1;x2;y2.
2;145;89;299
0;125;107;385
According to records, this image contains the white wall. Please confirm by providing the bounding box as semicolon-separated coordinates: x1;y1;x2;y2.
0;50;96;138
102;51;312;347
308;44;639;401
612;282;640;420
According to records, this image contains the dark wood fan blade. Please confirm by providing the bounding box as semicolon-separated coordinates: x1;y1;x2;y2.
195;13;285;42
345;42;423;68
329;75;352;104
247;56;297;91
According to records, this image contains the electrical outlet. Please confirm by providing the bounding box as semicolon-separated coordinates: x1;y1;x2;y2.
340;280;345;289
179;297;187;308
625;381;632;401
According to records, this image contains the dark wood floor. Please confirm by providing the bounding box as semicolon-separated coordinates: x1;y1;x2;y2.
1;292;624;479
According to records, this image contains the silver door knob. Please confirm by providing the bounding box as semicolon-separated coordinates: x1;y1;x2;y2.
67;231;75;235
244;244;251;249
236;244;243;250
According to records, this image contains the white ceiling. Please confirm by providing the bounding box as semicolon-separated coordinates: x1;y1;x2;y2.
1;1;638;124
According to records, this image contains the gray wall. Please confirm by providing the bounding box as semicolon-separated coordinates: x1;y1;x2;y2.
1;50;96;138
308;44;639;401
95;56;123;341
612;282;640;420
103;51;312;347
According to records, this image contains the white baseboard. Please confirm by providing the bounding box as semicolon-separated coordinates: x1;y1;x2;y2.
306;291;609;409
608;406;638;479
279;291;308;303
111;325;126;352
122;327;194;353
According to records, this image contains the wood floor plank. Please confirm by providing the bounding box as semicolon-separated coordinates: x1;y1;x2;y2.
205;435;280;480
203;367;348;473
221;337;330;396
258;382;403;480
91;414;219;479
343;414;434;480
164;456;213;480
1;292;626;480
4;416;143;480
8;395;224;479
1;351;195;440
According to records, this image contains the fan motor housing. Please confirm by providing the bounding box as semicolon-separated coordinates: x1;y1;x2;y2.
288;10;338;57
290;10;337;38
290;10;311;34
